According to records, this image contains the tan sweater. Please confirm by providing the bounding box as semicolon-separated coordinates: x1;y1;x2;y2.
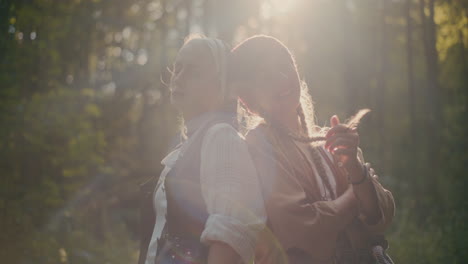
247;125;395;264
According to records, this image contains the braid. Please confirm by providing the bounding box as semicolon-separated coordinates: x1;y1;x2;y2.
298;103;335;199
255;102;334;199
310;146;336;199
287;104;326;143
230;35;371;201
297;105;309;135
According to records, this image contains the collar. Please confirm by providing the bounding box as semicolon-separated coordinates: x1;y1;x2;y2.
161;111;235;167
185;112;218;138
184;111;236;138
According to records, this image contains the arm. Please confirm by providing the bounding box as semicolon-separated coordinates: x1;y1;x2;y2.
200;123;267;264
247;128;358;260
351;149;395;232
325;115;395;232
207;242;242;264
346;157;381;223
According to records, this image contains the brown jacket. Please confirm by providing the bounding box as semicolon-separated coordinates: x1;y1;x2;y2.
247;125;395;264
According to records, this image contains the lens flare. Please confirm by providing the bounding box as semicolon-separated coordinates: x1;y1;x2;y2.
271;0;296;13
261;0;298;20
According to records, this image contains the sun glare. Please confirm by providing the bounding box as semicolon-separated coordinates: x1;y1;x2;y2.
271;0;296;13
261;0;298;19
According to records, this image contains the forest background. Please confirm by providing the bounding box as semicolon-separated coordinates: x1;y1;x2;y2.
1;0;467;263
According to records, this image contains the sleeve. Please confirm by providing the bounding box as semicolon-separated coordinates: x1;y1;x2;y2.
356;148;396;234
199;123;267;264
246;128;357;260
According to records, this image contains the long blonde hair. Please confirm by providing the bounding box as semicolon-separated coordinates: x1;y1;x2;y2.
229;35;321;139
229;35;342;201
169;34;236;136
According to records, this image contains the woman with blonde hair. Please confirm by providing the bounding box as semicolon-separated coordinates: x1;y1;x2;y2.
229;35;395;264
138;35;266;264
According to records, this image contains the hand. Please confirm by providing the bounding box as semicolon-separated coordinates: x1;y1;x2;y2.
325;115;360;170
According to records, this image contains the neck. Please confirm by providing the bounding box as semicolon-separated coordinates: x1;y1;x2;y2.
182;106;214;123
275;109;301;135
183;110;204;123
183;104;229;124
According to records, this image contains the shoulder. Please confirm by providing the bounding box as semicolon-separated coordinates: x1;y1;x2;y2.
245;124;271;147
204;122;243;142
200;123;247;156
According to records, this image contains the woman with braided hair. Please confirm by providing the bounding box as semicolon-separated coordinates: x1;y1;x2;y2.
138;35;266;264
228;35;395;264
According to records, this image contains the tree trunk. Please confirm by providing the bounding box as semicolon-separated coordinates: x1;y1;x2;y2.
0;0;15;63
202;0;212;36
459;29;468;104
159;0;168;70
376;0;388;161
339;2;358;117
406;0;417;142
420;0;442;133
427;0;442;125
184;0;192;37
419;0;441;162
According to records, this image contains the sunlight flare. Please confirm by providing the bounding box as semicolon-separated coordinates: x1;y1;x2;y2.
261;0;298;19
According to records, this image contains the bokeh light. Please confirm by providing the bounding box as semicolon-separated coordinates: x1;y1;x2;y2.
1;1;467;264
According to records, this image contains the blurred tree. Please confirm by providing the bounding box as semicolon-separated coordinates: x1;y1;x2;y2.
377;0;389;161
406;0;417;143
0;0;467;263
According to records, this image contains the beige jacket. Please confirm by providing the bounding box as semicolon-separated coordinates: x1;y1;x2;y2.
247;125;395;264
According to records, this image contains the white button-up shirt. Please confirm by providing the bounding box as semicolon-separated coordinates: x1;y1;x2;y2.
145;114;266;264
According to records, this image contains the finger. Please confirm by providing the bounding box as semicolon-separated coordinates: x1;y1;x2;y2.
325;129;359;148
330;115;340;127
328;138;355;153
327;137;352;152
325;133;359;149
325;133;358;150
364;162;372;170
326;124;351;138
333;148;355;156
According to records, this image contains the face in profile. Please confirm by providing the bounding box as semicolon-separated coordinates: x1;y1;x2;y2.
170;39;220;117
241;53;301;118
230;36;302;119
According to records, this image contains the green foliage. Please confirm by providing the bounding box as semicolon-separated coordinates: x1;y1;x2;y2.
0;0;466;263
